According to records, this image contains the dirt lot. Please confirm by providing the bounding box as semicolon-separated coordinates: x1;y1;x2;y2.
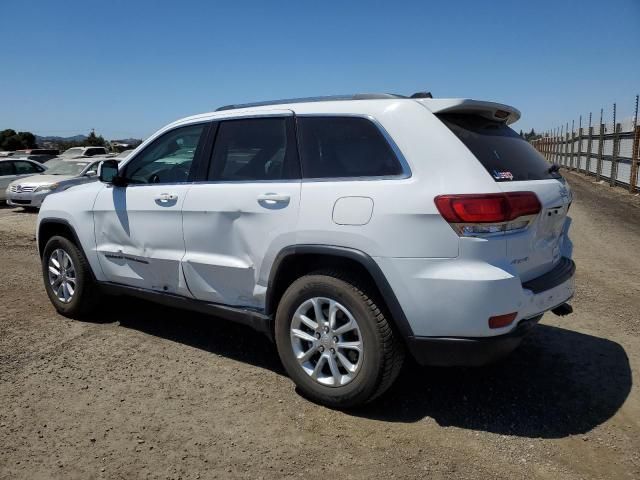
1;171;639;479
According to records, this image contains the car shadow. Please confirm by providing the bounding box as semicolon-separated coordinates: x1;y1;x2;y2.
96;296;284;374
100;299;631;439
356;324;632;438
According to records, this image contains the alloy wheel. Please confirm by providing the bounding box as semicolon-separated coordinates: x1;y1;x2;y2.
289;297;363;387
47;248;77;304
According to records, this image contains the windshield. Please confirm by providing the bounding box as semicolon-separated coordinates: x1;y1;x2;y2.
61;148;85;157
438;114;562;182
45;161;90;176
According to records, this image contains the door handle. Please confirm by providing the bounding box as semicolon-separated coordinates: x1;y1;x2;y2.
257;193;290;203
155;193;178;203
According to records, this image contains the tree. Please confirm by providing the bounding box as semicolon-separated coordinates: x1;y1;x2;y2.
0;129;17;150
17;131;36;148
523;128;542;142
1;135;23;151
0;129;37;150
85;129;106;147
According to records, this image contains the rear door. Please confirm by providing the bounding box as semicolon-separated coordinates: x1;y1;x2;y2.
438;114;571;282
181;112;301;307
13;160;45;178
94;122;210;294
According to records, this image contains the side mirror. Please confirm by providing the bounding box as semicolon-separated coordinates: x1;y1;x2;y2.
98;160;121;184
85;170;97;177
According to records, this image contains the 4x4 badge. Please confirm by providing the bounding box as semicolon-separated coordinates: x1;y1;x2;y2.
558;185;570;200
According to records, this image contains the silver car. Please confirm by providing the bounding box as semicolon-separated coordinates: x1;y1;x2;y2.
6;158;107;209
0;159;47;203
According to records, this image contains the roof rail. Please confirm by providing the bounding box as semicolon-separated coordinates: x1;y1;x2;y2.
215;93;408;112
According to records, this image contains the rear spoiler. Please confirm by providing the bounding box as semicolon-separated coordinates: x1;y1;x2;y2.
416;98;521;125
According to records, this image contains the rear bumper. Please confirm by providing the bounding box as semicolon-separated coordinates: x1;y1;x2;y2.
376;256;576;338
375;256;575;364
407;315;542;366
518;258;575;320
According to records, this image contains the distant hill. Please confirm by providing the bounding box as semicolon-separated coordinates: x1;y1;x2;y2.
36;134;87;143
111;138;143;146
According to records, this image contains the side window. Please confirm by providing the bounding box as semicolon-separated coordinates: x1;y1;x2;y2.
0;162;14;176
124;123;206;184
297;116;404;179
208;117;299;181
14;161;41;174
85;148;105;157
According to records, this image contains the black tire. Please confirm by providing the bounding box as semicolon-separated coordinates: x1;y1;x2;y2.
275;271;404;408
42;235;102;318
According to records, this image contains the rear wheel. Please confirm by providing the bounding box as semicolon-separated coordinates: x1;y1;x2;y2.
42;235;102;318
275;271;404;408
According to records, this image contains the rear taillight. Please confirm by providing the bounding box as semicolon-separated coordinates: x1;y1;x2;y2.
434;192;541;237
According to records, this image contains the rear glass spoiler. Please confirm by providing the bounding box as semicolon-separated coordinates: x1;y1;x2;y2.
416;98;521;125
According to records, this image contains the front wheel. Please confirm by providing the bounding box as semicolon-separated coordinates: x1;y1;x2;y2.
42;235;102;318
275;272;404;408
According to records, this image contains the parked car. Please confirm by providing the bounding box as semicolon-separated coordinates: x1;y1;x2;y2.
57;146;109;159
0;158;47;202
6;158;110;208
36;93;575;408
7;148;60;164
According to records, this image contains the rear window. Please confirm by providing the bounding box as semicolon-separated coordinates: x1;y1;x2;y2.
61;148;85;157
438;114;561;182
297;116;404;179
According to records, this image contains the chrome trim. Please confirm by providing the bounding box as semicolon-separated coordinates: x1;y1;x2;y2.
117;112;412;185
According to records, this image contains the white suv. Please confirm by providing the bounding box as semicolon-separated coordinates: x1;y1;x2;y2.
36;93;575;408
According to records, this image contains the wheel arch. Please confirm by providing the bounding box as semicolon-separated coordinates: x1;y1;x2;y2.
38;218;83;258
265;245;414;341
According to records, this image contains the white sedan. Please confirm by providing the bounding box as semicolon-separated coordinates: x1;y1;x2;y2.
0;158;47;202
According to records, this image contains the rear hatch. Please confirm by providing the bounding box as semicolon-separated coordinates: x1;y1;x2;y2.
436;112;571;282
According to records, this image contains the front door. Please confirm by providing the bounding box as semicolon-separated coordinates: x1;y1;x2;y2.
93;122;209;295
181;114;301;308
0;161;17;197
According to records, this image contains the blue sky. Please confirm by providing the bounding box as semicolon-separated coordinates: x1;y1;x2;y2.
1;0;638;140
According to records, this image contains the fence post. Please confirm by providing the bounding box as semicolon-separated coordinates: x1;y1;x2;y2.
585;113;593;176
545;135;550;161
569;120;575;170
586;128;593;176
577;115;583;173
565;123;570;168
630;125;640;193
596;110;604;181
610;103;619;187
630;95;639;193
555;127;560;164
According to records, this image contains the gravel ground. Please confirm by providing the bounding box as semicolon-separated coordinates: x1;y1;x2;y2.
1;171;639;479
